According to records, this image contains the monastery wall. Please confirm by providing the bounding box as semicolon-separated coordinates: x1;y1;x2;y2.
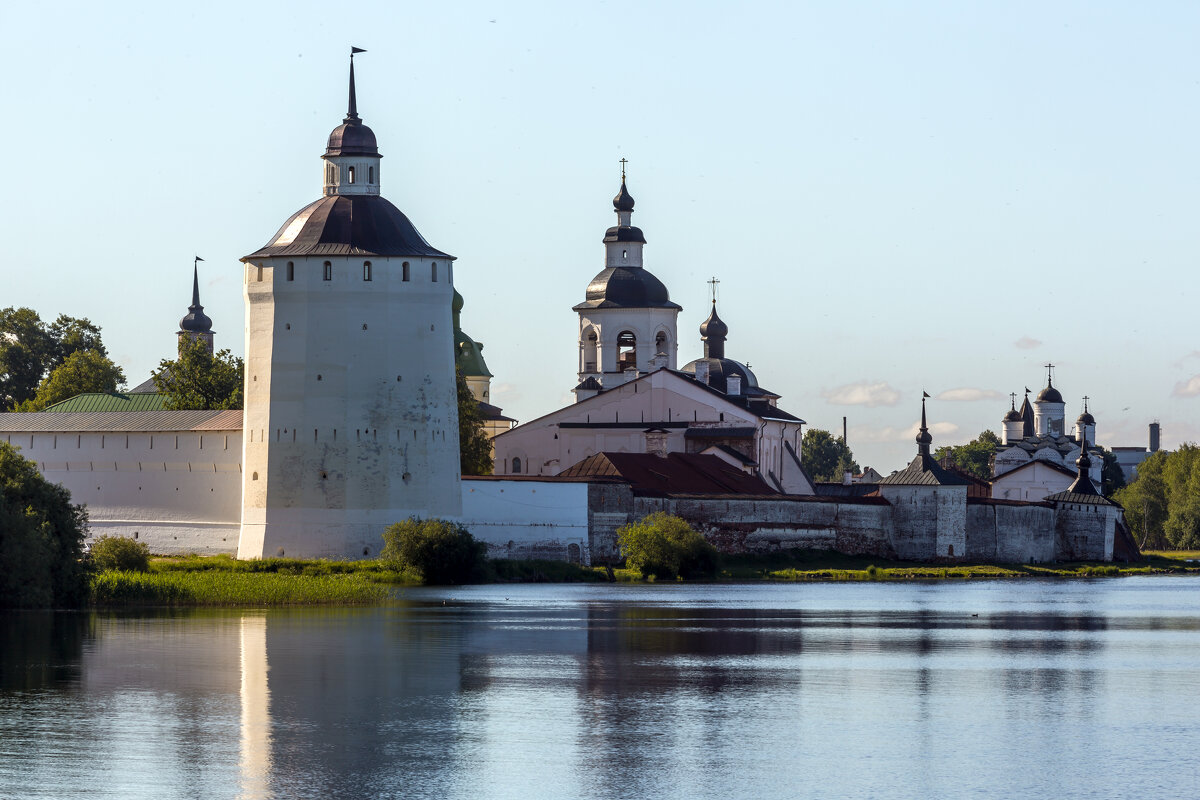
460;478;591;563
1055;503;1120;562
964;500;1056;563
5;430;242;556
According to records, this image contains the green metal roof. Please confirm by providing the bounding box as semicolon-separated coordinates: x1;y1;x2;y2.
41;392;169;412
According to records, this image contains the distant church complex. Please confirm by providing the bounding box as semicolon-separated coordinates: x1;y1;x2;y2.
0;56;1139;564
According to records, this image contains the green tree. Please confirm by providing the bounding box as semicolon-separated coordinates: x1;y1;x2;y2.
617;512;719;580
1114;447;1200;550
801;428;859;482
1100;448;1127;496
152;337;244;410
0;308;110;410
381;518;486;584
933;430;1001;482
457;370;494;476
0;442;90;608
15;350;126;412
89;535;151;572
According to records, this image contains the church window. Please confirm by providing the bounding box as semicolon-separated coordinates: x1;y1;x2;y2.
512;457;522;474
286;262;294;281
582;328;598;372
348;166;356;184
431;262;438;282
363;261;372;281
622;249;627;259
323;262;332;281
326;165;335;184
368;166;374;183
402;262;410;281
256;266;263;282
252;472;258;481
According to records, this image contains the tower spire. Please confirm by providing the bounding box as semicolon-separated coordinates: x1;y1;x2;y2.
178;256;214;355
916;391;933;458
347;47;366;122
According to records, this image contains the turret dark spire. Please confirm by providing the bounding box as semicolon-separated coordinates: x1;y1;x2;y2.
613;176;635;212
916;392;933;457
700;301;728;359
178;257;215;355
346;47;366;122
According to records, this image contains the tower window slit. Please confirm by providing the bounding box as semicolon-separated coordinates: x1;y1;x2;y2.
431;262;438;282
402;262;410;282
368;166;374;183
286;262;294;281
323;261;332;281
348;166;356;184
363;261;372;281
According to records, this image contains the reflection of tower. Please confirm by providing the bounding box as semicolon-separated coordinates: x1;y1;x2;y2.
573;167;680;399
178;259;215;355
239;615;271;799
237;53;461;559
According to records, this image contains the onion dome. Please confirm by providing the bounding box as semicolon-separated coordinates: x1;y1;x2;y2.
1077;397;1095;425
178;263;213;334
613;177;635;211
1037;372;1063;403
680;356;758;395
246;195;451;259
916;395;933;455
699;302;729;342
452;288;465;316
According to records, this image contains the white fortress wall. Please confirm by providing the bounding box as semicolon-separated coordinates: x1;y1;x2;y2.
460;478;591;564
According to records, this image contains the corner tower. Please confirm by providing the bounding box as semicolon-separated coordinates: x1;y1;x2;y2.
237;51;461;559
573;167;681;399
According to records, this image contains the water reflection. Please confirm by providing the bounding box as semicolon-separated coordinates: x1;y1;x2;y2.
1;579;1199;800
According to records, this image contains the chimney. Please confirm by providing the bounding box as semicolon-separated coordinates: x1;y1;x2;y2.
727;374;742;396
694;361;710;385
644;429;669;458
842;470;853;485
1150;422;1161;453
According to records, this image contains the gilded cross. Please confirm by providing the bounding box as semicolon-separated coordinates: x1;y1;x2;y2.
619;158;628;179
708;276;720;305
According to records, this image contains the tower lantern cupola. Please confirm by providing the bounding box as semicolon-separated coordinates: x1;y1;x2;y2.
178;257;214;355
322;49;381;197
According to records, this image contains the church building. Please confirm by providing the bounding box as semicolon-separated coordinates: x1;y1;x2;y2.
492;175;813;494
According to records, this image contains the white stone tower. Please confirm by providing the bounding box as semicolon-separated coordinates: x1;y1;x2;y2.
237;52;461;559
573;166;681;400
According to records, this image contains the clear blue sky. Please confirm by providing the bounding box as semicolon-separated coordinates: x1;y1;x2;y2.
2;1;1197;471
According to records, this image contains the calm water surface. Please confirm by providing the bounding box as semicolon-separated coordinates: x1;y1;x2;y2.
2;578;1198;799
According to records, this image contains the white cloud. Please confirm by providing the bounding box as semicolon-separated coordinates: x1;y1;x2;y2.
1173;351;1200;368
1014;336;1041;350
1173;375;1200;398
906;420;959;440
821;381;901;408
937;387;1002;402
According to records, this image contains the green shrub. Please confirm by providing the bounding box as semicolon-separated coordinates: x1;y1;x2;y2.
381;518;486;585
89;534;151;572
617;512;719;580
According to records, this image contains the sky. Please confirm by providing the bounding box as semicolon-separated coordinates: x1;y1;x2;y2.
2;1;1198;471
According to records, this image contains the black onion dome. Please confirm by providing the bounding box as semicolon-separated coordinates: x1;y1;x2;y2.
700;303;729;340
680;357;759;395
613;178;635;212
602;225;646;243
325;120;379;157
1036;383;1064;403
179;306;212;333
243;195;453;259
573;267;682;310
1078;411;1095;425
1003;407;1022;422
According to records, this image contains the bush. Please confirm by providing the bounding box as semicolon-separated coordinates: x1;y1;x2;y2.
617;512;719;580
89;534;151;572
381;518;486;585
0;442;90;608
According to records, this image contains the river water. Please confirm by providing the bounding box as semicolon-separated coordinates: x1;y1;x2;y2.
1;578;1198;799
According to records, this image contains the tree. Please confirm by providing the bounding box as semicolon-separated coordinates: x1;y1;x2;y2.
15;350;126;412
0;308;110;410
381;518;486;584
801;428;859;482
1100;448;1127;496
152;337;243;410
617;512;719;580
933;430;1001;482
0;442;90;607
1114;446;1200;550
457;370;494;476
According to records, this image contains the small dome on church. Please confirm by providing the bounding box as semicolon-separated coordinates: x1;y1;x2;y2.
613;178;635;212
700;303;729;340
452;289;465;315
325;120;379;157
179;306;212;333
1078;411;1095;425
1036;383;1063;403
1003;407;1022;422
680;357;759;394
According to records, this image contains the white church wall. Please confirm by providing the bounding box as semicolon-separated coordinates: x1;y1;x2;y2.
460;478;590;563
5;429;242;556
991;461;1074;502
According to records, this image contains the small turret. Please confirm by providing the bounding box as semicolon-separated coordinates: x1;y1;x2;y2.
178;258;214;355
1002;393;1023;444
1033;364;1066;436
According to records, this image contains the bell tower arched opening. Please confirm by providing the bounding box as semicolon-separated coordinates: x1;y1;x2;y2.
617;331;637;372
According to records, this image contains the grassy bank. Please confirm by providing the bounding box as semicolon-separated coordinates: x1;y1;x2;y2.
87;550;1200;606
